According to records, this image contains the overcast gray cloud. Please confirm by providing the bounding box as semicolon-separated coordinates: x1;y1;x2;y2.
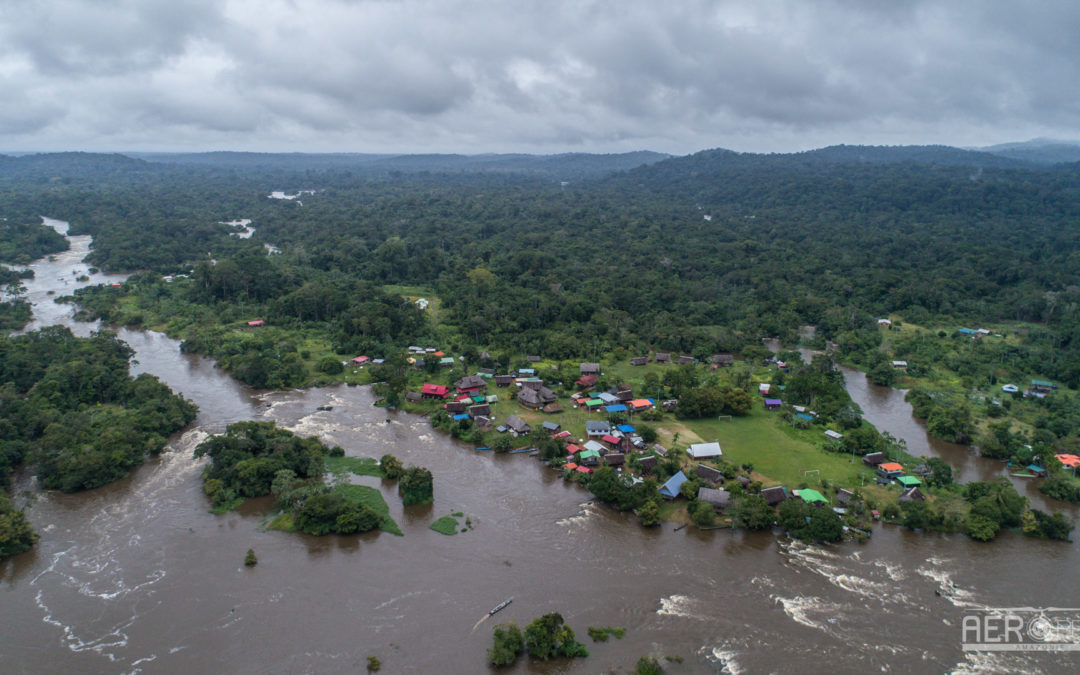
1;0;1078;153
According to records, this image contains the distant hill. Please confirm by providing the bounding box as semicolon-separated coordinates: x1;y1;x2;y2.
134;150;672;179
794;144;1027;168
613;144;1031;190
129;151;394;170
605;142;1080;214
0;152;149;180
977;139;1080;165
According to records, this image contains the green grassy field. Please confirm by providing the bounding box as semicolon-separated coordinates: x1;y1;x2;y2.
333;484;403;536
663;406;875;488
428;514;460;535
325;456;384;478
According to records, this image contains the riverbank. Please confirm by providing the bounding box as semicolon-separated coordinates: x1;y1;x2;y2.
834;318;1080;504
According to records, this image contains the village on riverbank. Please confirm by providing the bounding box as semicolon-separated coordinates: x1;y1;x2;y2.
332;344;1073;543
61;267;1078;544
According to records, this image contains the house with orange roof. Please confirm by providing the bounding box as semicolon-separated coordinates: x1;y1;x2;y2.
877;462;904;479
1056;454;1080;469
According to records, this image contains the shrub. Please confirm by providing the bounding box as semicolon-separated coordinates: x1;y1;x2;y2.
380;454;404;480
637;501;660;527
318;356;344;375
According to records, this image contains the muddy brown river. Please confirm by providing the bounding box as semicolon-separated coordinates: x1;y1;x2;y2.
2;221;1079;673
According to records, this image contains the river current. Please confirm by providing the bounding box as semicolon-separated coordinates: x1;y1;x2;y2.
2;220;1078;673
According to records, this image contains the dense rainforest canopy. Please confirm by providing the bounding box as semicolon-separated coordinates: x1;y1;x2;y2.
2;147;1077;354
0;326;197;557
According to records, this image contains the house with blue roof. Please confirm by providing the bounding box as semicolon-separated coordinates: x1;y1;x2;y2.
605;404;628;413
659;471;688;499
616;424;635;434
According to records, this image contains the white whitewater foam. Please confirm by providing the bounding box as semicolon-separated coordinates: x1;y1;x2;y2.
781;538;911;607
951;652;1041;674
915;563;981;609
555;502;597;530
774;594;844;636
656;594;710;621
702;645;745;674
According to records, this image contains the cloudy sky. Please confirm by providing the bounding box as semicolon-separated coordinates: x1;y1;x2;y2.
1;0;1077;154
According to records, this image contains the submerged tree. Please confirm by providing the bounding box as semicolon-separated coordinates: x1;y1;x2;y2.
487;622;524;667
399;466;434;505
523;613;588;660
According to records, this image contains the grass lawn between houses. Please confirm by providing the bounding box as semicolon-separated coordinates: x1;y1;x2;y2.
514;396;875;491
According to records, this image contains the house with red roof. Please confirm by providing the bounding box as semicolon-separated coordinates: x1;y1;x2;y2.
576;373;598;389
421;383;450;399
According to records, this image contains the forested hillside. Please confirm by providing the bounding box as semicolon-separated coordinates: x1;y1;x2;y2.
4;147;1080;363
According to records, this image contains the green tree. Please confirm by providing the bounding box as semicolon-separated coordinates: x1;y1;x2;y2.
523;613;587;660
399;466;434;505
0;494;38;558
692;504;717;528
1025;509;1073;541
900;500;933;530
317;356;344;375
925;458;953;487
634;656;664;675
966;513;1000;542
244;548;258;566
488;622;524;666
380;454;404;479
730;494;775;530
271;469;298;496
637;500;660;527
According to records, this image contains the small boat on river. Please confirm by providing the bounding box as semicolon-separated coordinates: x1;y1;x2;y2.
489;597;513;615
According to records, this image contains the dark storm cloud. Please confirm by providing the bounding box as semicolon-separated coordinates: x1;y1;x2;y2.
1;0;1078;152
1;0;225;75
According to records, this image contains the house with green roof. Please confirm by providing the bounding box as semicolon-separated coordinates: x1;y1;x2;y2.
796;488;828;505
579;449;601;466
